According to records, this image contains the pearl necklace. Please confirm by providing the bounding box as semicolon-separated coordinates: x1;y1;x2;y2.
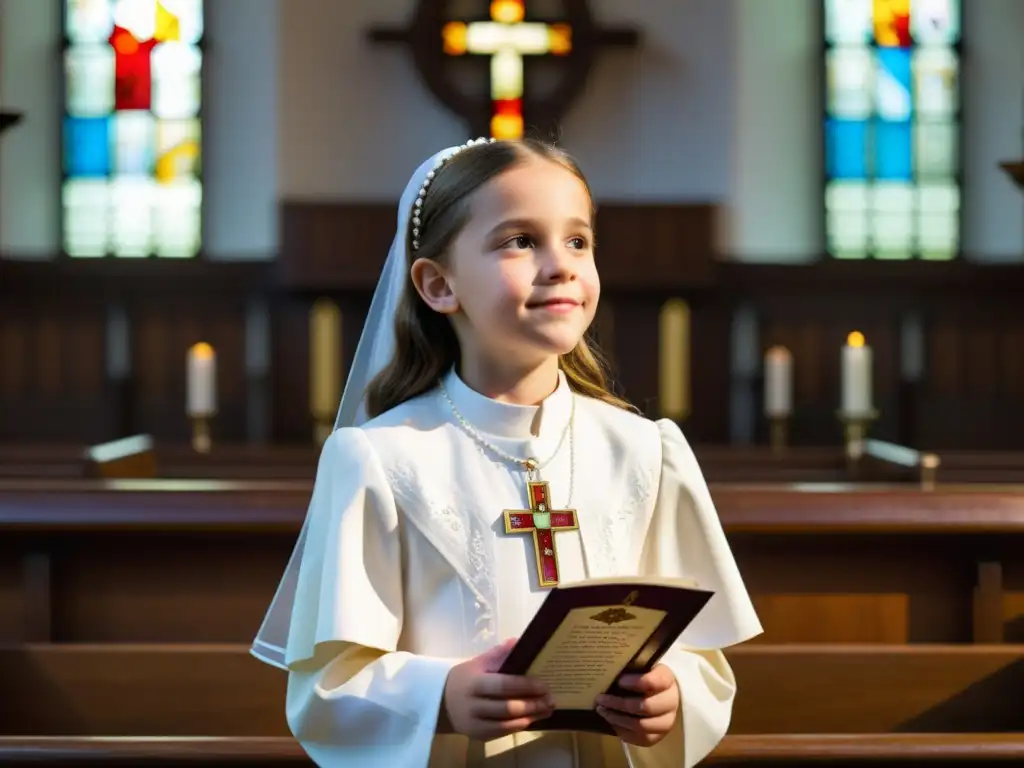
438;379;576;507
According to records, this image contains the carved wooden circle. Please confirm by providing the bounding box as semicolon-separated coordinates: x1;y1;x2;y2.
400;0;608;139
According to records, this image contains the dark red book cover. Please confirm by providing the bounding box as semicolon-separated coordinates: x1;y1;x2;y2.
498;578;714;734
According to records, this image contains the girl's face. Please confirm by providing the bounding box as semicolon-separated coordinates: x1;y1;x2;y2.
437;155;600;371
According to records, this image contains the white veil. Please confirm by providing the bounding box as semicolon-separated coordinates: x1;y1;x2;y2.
250;142;488;670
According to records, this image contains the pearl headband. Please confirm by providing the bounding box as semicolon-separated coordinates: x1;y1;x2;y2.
411;136;496;251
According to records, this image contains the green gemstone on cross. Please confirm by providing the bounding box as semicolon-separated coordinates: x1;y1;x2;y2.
532;512;551;529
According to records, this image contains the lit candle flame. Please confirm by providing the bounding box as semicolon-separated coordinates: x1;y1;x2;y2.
190;342;214;359
846;331;865;348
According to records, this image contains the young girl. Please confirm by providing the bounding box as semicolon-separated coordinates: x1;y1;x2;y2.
251;138;762;767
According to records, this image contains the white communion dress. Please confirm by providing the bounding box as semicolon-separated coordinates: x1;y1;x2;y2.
262;369;762;767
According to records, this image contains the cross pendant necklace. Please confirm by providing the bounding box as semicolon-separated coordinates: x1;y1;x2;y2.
438;380;577;588
503;472;579;588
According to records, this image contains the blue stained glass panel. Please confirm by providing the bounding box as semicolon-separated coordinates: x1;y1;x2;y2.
64;116;111;176
874;120;913;179
826;119;869;179
875;48;912;120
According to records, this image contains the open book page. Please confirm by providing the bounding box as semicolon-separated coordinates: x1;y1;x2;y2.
526;603;668;709
501;575;713;722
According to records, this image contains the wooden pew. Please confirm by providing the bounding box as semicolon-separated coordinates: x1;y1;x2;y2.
1;735;1023;766
7;440;1024;484
0;644;1020;765
2;480;1021;645
1;643;1020;736
1;481;1022;765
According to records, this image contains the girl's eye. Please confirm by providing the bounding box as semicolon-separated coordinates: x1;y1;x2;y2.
569;237;587;249
506;235;532;249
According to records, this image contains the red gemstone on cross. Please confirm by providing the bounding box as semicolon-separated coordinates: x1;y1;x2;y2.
532;484;547;507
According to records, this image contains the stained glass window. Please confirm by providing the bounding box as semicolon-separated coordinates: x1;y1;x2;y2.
62;0;203;258
824;0;961;260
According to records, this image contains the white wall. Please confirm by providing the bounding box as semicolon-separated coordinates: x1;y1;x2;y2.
961;0;1024;261
1;0;1021;261
0;0;60;257
277;0;735;202
729;0;821;262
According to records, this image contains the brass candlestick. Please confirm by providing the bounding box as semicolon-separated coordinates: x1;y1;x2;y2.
837;409;878;462
768;414;790;453
191;414;213;454
313;415;333;447
920;453;941;491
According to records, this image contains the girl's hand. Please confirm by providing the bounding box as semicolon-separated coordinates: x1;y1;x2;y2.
594;664;680;747
441;638;555;740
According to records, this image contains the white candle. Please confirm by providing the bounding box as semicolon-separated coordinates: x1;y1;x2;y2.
841;331;872;415
763;346;793;417
186;342;217;416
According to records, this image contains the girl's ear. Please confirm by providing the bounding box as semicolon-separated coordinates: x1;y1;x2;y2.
410;258;460;315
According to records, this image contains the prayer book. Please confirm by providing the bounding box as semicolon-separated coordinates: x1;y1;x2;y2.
498;575;714;734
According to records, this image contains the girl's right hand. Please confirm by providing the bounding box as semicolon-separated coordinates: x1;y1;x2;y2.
441;638;555;740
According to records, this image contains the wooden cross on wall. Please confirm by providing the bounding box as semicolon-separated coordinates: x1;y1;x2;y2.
368;0;640;140
1002;161;1024;191
0;111;22;135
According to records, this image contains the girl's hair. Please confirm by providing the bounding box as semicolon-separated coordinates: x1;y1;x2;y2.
364;138;632;418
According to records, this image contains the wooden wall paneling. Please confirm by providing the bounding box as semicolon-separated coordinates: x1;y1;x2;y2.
0;261;271;445
605;295;661;416
130;298;249;443
587;204;718;289
687;296;732;443
5;228;1024;450
276;201;720;437
277;202;395;291
1005;557;1024;643
918;310;1024;451
720;262;1024;450
270;292;371;444
278;202;718;292
0;536;22;642
0;299;108;443
269;300;311;444
755;298;902;446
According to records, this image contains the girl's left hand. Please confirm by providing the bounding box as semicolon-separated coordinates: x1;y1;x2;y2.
594;664;680;747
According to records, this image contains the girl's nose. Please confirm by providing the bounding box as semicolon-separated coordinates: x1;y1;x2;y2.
539;247;576;281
